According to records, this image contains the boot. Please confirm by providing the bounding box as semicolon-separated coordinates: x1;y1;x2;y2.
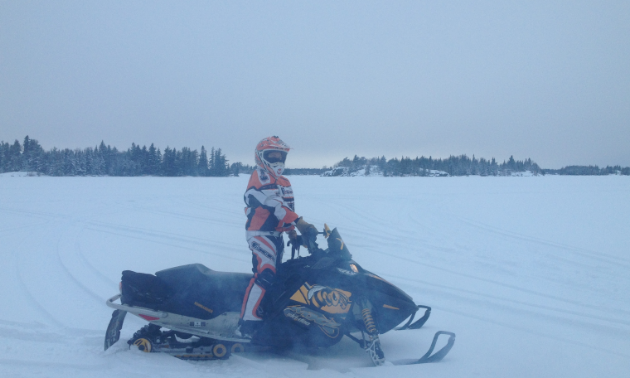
235;320;261;339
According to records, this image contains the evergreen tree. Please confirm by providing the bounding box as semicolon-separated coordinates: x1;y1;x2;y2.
0;141;10;172
209;147;215;175
22;136;44;172
198;146;209;176
147;144;160;175
162;147;176;176
9;139;22;171
210;148;228;176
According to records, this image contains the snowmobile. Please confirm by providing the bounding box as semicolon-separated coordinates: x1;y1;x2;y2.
104;225;455;366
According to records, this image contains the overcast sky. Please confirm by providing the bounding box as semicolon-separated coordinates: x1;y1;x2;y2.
1;1;629;168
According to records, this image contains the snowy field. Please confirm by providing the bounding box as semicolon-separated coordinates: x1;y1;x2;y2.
1;174;629;378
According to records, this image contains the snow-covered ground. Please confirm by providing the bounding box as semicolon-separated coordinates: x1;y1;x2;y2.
1;175;629;377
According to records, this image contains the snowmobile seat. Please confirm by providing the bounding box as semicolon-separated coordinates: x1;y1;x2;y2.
121;270;171;307
155;264;252;320
121;264;251;320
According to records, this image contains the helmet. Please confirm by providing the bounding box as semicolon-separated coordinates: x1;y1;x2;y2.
255;136;290;178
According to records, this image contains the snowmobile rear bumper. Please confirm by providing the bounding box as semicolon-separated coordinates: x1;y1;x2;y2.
106;294;169;319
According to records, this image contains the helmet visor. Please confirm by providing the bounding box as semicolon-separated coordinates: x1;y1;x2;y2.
263;150;287;164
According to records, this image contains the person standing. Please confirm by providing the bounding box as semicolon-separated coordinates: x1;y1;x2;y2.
237;136;317;338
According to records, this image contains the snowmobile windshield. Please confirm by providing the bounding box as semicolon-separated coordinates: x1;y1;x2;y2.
325;228;352;261
263;150;287;164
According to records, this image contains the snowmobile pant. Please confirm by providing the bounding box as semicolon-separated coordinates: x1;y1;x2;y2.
241;234;284;321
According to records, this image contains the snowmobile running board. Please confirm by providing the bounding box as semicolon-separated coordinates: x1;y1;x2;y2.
104;294;251;350
396;305;431;330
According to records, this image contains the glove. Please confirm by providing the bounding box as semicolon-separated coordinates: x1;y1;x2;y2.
301;226;318;247
296;218;319;253
296;218;317;236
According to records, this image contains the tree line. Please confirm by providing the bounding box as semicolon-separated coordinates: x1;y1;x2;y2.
328;155;629;176
0;136;246;177
2;136;628;177
331;154;542;176
543;165;630;176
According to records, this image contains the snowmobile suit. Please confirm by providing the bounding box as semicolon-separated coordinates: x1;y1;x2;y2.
244;168;297;234
241;167;299;321
241;235;284;320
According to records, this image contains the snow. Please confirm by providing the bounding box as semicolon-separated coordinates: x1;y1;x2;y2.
1;175;629;377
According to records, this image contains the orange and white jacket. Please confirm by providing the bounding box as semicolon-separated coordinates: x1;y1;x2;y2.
244;168;299;236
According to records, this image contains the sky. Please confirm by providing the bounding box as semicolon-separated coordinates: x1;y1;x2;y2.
1;1;629;169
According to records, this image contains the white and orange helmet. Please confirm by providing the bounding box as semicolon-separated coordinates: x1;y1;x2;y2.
255;136;290;178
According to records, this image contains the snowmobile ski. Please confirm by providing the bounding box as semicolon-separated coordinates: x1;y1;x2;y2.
392;331;456;365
